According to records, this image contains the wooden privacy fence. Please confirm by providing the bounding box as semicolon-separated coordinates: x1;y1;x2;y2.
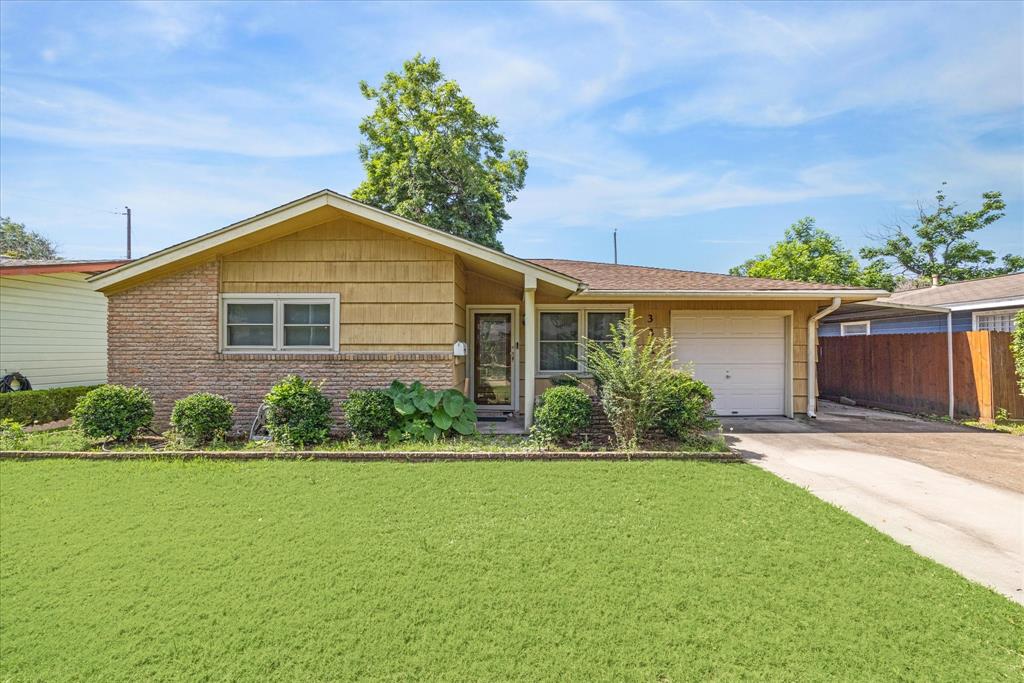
818;331;1024;422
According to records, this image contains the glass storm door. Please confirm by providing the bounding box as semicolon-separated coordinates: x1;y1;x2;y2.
473;312;513;407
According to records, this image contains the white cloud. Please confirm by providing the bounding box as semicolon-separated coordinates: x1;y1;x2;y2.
0;81;357;157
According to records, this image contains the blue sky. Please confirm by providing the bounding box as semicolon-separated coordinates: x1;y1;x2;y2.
1;1;1022;273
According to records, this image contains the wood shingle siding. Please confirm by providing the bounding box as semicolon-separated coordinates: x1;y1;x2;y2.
220;216;459;354
0;273;108;388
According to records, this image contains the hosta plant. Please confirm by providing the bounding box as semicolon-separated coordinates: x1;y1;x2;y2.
383;381;477;442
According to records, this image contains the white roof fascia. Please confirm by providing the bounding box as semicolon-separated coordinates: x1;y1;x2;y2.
944;297;1024;312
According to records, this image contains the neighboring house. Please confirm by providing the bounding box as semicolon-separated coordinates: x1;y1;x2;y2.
1;258;128;389
89;190;883;429
820;273;1023;337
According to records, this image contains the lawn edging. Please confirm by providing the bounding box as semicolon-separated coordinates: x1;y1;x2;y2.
0;449;741;462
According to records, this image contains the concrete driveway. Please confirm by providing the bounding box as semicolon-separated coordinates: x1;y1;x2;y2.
724;402;1024;605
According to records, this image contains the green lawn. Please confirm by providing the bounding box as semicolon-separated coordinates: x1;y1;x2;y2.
1;460;1020;681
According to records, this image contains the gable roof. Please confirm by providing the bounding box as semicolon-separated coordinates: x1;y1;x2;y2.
1;257;129;275
882;272;1024;308
88;189;885;299
530;259;883;298
89;190;582;293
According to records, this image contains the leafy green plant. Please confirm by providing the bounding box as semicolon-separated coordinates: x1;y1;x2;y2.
1013;310;1024;397
71;385;154;442
383;381;477;442
657;372;720;442
533;385;592;443
0;418;27;450
0;385;101;425
583;312;676;449
169;392;235;447
263;375;333;448
342;389;400;440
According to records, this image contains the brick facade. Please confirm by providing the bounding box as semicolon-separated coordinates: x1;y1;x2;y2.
107;260;455;431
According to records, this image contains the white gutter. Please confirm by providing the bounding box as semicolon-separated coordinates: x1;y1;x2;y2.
947;312;955;420
945;297;1024;312
806;297;842;419
570;289;886;300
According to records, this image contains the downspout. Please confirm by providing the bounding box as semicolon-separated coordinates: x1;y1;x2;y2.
806;297;842;419
947;311;955;421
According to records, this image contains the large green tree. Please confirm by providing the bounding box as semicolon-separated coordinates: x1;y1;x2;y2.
860;185;1023;285
352;55;528;251
730;217;895;289
0;217;58;259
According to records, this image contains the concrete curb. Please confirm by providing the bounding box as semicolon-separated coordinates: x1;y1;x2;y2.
0;449;741;462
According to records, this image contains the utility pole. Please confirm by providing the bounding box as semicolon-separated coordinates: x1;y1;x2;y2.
123;206;132;259
613;228;618;264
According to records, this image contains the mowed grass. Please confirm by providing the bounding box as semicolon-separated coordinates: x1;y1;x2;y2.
1;460;1020;681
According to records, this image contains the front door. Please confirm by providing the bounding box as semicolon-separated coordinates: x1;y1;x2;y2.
473;311;514;407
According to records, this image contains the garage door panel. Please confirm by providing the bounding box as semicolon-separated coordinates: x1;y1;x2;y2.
671;311;787;416
676;338;783;364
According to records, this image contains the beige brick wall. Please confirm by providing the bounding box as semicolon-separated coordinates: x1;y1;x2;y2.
107;260;455;430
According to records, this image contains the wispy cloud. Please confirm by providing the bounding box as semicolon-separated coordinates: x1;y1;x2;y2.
0;0;1020;270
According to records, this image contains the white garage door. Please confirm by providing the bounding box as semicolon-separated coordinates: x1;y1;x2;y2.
670;312;786;416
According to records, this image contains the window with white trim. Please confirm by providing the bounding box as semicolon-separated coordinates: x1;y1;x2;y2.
840;321;870;336
973;309;1019;332
539;311;580;371
221;295;339;352
538;310;627;372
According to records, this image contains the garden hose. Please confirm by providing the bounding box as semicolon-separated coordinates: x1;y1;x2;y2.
0;373;32;393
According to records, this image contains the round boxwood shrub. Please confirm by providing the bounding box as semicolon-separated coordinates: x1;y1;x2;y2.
71;384;154;442
343;389;400;440
170;392;235;446
533;385;592;441
657;372;719;440
263;375;333;448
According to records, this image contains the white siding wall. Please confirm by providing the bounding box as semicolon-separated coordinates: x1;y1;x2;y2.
0;273;108;388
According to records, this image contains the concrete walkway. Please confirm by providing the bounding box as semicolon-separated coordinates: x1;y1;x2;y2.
724;406;1024;605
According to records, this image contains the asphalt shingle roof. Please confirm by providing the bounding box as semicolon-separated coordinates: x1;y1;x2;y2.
883;272;1024;306
526;259;866;292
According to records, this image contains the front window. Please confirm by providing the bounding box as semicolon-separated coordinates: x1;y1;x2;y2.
538;309;628;372
973;309;1018;332
222;295;338;352
226;303;274;347
586;311;626;353
539;312;579;371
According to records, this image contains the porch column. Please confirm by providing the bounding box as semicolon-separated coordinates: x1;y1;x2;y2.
523;274;537;429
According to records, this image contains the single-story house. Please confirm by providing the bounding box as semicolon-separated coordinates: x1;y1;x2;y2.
1;257;128;389
820;273;1023;337
89;190;884;429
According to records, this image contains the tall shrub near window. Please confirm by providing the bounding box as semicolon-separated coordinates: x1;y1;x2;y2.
1012;310;1024;397
583;311;675;449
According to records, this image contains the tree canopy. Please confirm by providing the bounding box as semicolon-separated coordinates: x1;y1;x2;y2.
0;217;58;259
352;55;528;251
860;185;1023;285
730;217;894;289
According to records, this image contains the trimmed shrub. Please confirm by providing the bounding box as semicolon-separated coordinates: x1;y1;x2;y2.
343;389;400;440
170;392;235;446
71;385;154;442
0;418;27;450
263;375;333;447
383;381;477;442
657;372;720;441
534;385;592;441
0;385;101;425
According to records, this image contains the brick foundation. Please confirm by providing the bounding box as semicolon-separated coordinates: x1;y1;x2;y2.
107;261;454;431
